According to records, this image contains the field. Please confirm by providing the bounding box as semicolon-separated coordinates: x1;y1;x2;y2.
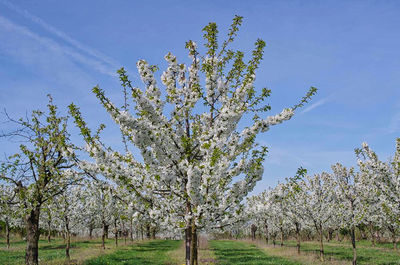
1;237;400;264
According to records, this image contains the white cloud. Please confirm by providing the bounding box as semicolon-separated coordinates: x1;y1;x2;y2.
300;95;333;114
2;0;118;66
0;15;117;77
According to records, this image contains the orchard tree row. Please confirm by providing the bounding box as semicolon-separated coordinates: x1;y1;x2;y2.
245;139;400;265
0;177;177;252
0;16;317;265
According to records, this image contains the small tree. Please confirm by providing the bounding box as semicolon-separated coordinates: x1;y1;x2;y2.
300;172;335;261
0;95;78;265
269;184;290;247
284;167;307;254
70;16;316;265
357;140;400;250
94;182;113;249
331;163;365;265
53;185;83;261
247;191;275;244
355;144;383;246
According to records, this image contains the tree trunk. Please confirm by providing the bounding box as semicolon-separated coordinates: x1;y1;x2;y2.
102;221;106;250
319;229;324;262
295;222;301;254
185;221;192;265
6;219;10;249
105;224;109;239
389;226;397;249
89;222;94;239
146;224;151;239
114;218;118;247
280;225;284;247
251;224;257;241
306;230;311;241
369;222;375;247
185;220;192;265
65;216;71;261
327;229;333;242
392;231;397;250
189;223;198;265
151;227;156;239
130;218;133;242
351;226;357;265
25;206;40;265
65;232;71;261
264;223;269;245
47;220;51;243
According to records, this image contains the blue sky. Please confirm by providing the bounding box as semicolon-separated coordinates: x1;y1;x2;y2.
1;0;399;194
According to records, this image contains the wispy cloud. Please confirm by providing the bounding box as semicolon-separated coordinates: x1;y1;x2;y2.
0;15;118;77
300;95;333;114
0;0;120;77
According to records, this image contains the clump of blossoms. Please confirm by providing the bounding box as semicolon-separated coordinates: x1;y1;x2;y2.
69;16;316;265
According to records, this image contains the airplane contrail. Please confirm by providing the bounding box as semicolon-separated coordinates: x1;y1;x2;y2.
0;0;121;74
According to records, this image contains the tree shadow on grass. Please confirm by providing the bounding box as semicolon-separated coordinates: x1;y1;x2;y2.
133;241;179;252
40;244;69;250
84;240;181;265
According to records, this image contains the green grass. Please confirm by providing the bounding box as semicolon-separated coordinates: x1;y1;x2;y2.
84;240;181;265
281;240;400;265
0;237;126;264
3;236;399;265
0;249;25;265
356;240;397;249
0;238;69;265
284;239;397;250
210;240;301;265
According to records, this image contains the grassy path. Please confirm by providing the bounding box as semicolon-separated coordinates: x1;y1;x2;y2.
210;240;301;265
85;240;181;265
